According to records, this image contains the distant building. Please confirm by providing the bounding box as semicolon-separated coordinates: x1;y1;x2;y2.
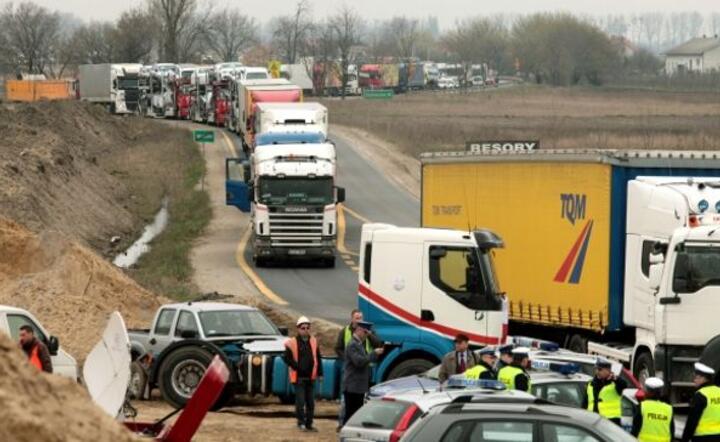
664;36;720;75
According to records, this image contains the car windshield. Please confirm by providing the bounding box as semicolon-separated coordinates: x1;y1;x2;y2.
346;400;413;430
198;310;278;337
258;176;333;205
531;381;584;408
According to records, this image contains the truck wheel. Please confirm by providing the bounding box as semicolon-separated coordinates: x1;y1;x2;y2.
255;257;267;268
128;361;148;400
158;346;214;409
325;257;336;268
210;384;237;411
567;334;588;353
633;352;655;385
387;359;436;380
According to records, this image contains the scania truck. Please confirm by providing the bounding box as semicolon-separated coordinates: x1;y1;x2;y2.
225;143;344;267
420;149;720;404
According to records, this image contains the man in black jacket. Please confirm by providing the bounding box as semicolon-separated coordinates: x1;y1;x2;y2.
682;362;720;442
343;320;384;425
283;316;323;432
581;358;627;425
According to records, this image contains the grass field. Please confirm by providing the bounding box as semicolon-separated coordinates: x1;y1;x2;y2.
322;86;720;156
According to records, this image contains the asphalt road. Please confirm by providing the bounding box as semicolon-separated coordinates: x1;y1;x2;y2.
226;129;419;323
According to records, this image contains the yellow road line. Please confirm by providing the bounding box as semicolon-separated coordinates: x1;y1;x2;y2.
221;130;240;157
235;224;289;305
343;205;372;224
337;205;359;257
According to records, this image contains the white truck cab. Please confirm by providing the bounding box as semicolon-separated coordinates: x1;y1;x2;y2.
254;102;328;139
358;224;507;380
0;305;77;380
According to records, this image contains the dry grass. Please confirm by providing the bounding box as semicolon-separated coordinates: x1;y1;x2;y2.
322;86;720;155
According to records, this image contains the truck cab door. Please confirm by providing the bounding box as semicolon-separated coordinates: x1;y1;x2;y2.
657;242;720;346
422;244;504;347
225;158;251;212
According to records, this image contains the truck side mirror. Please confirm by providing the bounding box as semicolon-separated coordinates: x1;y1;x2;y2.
336;186;346;203
48;336;59;356
430;248;447;259
648;263;663;291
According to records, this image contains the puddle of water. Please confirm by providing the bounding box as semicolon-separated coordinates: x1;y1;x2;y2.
113;198;169;268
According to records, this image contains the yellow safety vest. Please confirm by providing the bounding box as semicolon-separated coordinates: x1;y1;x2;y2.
464;364;488;380
696;385;720;436
344;326;371;353
637;399;673;442
498;365;530;392
586;381;622;419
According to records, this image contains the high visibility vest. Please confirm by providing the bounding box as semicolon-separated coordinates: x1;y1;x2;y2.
696;385;720;436
586;381;622;419
464;364;488;380
28;344;43;371
498;365;530;392
285;336;318;383
637;399;673;442
344;326;371;353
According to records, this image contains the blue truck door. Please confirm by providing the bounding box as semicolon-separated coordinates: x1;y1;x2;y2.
225;158;251;212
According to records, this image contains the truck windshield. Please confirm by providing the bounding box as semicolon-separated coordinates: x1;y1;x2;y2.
674;244;720;293
118;77;138;90
258;177;333;206
479;250;502;295
199;310;279;337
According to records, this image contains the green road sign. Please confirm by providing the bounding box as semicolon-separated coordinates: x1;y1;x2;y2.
363;89;394;99
193;130;215;143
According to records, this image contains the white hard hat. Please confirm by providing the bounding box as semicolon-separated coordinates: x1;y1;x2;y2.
695;362;716;376
644;377;664;390
512;347;530;357
296;316;311;326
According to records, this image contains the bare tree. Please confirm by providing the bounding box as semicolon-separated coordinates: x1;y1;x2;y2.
115;8;156;63
443;17;509;83
329;4;363;99
302;20;336;95
710;13;720;37
387;16;420;58
271;0;312;64
0;2;61;75
638;12;664;52
72;22;117;64
149;0;210;62
207;8;257;62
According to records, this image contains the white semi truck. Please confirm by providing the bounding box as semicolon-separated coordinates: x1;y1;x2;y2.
226;143;345;267
79;63;142;114
253;102;328;141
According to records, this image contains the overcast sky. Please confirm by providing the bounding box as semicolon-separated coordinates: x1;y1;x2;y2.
16;0;720;27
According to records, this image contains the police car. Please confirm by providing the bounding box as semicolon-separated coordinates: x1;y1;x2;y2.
340;380;535;442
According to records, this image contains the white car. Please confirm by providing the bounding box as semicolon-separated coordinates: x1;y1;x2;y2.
437;77;454;89
0;305;78;379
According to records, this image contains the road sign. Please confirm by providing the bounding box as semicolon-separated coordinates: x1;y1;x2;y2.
363;89;394;99
193;130;215;143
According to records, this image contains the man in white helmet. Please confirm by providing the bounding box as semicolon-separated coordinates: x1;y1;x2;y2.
632;377;674;442
283;316;323;432
682;362;720;442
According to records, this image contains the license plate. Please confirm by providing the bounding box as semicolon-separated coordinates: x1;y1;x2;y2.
288;249;306;256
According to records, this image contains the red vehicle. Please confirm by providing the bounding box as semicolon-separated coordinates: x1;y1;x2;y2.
124;355;229;441
175;78;193;120
359;64;383;89
211;81;230;127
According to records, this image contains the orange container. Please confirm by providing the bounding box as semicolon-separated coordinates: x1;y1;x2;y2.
5;80;73;102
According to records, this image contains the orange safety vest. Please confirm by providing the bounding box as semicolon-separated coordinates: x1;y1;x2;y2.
28;343;43;371
285;336;318;383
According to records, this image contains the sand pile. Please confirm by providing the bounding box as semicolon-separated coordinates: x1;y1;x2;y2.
0;217;165;360
0;332;139;442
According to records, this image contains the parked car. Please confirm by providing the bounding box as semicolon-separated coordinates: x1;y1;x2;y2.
437;76;454;89
471;75;484;87
340;381;535;442
400;396;637;442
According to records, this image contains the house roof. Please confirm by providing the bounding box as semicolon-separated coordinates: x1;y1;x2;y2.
665;37;720;56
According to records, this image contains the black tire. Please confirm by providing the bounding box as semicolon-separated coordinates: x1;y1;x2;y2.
633;351;655;386
158;346;214;409
210;384;237;411
325;257;336;268
567;334;588;354
387;358;436;380
128;361;148;400
255;256;267;268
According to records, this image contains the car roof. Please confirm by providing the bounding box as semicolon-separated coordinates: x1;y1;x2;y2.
438;401;603;425
160;302;258;313
0;305;31;315
383;387;536;411
529;371;591;383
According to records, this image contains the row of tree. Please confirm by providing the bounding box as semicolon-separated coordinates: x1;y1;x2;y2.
0;0;691;87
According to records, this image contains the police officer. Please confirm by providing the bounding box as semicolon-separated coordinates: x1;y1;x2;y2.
497;347;531;392
582;358;627;425
632;377;674;442
465;347;497;380
495;344;514;370
681;362;720;442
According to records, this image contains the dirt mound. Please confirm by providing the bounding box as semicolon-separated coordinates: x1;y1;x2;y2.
0;100;186;255
0;217;164;360
0;332;138;442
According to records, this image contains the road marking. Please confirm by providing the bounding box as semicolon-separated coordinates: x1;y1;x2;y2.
235;228;289;305
337;205;359;257
221;130;288;305
343;205;372;224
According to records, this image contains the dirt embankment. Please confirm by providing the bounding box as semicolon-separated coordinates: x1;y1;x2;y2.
0;217;165;360
0;101;191;256
0;331;138;442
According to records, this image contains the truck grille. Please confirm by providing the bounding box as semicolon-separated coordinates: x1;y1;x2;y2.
268;210;324;247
